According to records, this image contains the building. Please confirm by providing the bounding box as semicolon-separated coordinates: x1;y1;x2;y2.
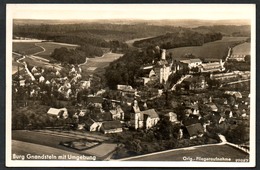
130;100;160;129
229;42;250;61
199;60;225;72
47;108;68;119
179;59;202;69
100;120;123;134
109;105;124;120
182;75;207;90
164;112;179;123
185;123;204;139
139;49;172;85
84;118;102;132
87;97;104;108
154;49;172;84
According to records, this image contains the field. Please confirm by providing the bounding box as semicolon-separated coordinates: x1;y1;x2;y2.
13;41;78;60
231;42;250;56
12;130;115;160
13;42;43;55
12;140;84;160
167;37;249;60
122;144;249;161
35;42;78;60
80;52;123;74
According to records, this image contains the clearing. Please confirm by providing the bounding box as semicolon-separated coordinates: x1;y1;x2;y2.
167;37;248;60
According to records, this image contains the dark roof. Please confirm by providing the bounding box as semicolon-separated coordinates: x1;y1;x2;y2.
101;120;122;130
90;111;112;122
84;118;95;127
186;123;204;137
87;97;104;104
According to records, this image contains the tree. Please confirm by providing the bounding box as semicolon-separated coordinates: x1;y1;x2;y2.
154;117;180;140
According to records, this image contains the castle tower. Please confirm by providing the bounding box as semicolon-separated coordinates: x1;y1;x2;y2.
161;49;166;60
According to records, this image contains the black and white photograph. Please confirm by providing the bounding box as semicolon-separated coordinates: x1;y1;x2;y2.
6;4;256;167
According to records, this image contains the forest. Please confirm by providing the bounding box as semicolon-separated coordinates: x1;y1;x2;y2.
133;30;223;49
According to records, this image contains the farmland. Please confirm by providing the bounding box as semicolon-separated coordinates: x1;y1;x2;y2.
35;42;78;60
12;140;84;160
121;144;249;161
13;42;43;55
80;52;123;74
12;130;116;160
167;37;249;60
231;42;250;56
13;41;78;59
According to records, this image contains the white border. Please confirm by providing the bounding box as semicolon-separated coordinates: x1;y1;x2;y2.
6;4;256;167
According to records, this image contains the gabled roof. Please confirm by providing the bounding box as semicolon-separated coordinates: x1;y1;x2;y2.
206;103;218;112
180;59;202;64
101;120;122;130
84;118;96;127
186;123;204;137
47;108;67;115
190;59;202;63
142;109;159;119
91;111;112;122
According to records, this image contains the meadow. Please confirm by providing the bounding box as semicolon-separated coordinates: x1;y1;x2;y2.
231;42;250;56
13;42;43;55
80;52;123;74
35;42;78;60
167;37;248;60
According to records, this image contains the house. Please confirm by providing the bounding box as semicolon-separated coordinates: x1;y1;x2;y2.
47;108;68;119
206;102;218;112
224;91;242;99
117;85;136;95
31;66;38;73
80;80;91;89
84;108;113;132
185;123;204;139
87;97;104;108
100;120;123;134
228;42;250;61
130;100;160;129
198;60;225;72
210;71;246;82
84;118;102;132
109;105;124;120
164;112;179;123
19;80;25;86
182;75;207;90
39;76;45;83
179;59;202;69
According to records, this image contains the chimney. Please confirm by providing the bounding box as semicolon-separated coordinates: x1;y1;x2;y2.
161;49;166;60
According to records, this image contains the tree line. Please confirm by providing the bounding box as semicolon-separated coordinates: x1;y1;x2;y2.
133;30;223;49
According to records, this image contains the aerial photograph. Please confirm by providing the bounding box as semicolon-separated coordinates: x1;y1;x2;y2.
7;4;255;167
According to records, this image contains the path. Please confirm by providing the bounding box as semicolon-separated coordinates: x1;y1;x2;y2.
171;74;193;91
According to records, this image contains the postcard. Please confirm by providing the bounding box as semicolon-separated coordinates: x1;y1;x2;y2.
6;3;256;167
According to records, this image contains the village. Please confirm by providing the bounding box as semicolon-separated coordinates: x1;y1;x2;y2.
12;38;251;159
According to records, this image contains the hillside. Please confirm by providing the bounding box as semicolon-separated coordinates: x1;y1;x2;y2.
167;37;248;60
133;28;223;49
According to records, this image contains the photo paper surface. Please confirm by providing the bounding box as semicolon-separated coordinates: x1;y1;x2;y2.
6;4;256;167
